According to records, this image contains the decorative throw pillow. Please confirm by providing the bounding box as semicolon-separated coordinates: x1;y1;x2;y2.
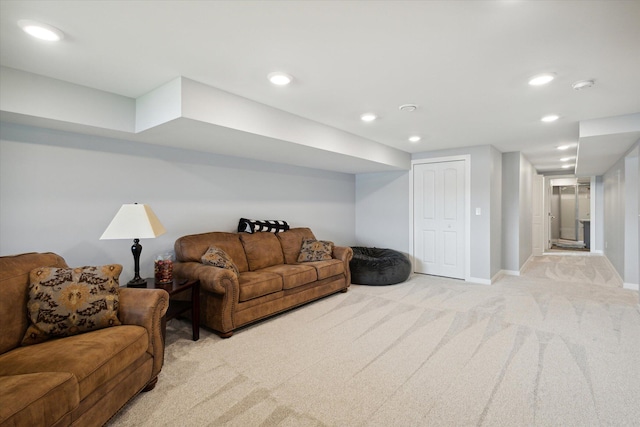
238;218;289;234
297;239;334;262
201;246;239;276
22;264;123;346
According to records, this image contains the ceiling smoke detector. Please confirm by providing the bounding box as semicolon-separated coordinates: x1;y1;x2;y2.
399;104;418;112
572;79;595;90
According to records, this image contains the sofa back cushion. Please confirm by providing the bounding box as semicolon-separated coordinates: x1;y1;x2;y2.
276;228;317;264
0;252;68;355
239;232;284;271
175;232;249;273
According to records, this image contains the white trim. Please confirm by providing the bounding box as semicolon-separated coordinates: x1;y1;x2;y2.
543;251;601;257
520;254;534;274
623;282;639;291
602;255;625;287
499;255;534;277
491;270;505;283
409;155;471;282
467;276;492;285
591;249;604;254
501;270;520;276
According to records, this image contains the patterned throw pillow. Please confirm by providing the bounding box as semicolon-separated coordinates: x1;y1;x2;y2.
201;246;239;276
22;264;123;346
297;239;334;262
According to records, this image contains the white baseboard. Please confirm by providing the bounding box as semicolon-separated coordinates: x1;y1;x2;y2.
499;255;534;279
623;282;639;291
602;255;625;288
491;270;505;283
501;269;520;276
591;249;604;254
467;276;492;285
520;255;534;274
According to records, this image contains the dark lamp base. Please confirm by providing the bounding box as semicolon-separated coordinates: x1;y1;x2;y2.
127;277;147;288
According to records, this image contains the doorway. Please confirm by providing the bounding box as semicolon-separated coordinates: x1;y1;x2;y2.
548;181;591;252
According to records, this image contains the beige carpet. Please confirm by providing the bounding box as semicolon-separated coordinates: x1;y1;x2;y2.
108;255;640;426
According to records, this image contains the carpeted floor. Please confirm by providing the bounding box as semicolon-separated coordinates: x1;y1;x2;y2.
108;255;640;426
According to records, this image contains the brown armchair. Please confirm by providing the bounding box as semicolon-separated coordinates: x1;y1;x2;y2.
0;252;169;427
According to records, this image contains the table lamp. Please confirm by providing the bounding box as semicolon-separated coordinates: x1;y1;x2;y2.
100;203;166;287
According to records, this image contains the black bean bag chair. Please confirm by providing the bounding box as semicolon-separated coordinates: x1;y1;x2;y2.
350;247;411;286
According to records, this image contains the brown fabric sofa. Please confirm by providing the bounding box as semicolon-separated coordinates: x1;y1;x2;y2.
174;227;353;337
0;252;169;427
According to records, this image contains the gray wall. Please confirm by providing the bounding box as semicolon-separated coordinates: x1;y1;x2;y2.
594;176;604;253
519;155;534;267
502;152;520;272
490;146;503;279
355;171;410;253
603;155;626;278
623;143;639;287
354;145;503;282
502;152;534;272
0;123;356;282
602;139;640;289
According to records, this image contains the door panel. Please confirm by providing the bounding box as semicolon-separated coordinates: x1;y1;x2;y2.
414;160;465;279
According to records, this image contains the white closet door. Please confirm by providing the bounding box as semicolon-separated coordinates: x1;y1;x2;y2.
414;160;465;279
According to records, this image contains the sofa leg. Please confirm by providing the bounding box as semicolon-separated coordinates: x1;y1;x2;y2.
340;288;348;293
217;331;233;338
142;377;158;392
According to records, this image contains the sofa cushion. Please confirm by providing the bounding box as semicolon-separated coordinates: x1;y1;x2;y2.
175;232;249;273
302;259;345;280
0;372;78;427
0;252;68;355
201;246;239;276
238;271;283;302
276;228;316;264
261;264;318;290
1;325;148;401
297;239;334;262
239;232;285;271
22;265;122;346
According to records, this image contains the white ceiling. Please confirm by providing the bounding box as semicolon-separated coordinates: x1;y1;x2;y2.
1;0;639;175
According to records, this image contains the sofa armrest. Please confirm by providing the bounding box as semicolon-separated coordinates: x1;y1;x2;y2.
174;261;238;295
118;288;169;379
333;246;353;286
174;261;239;334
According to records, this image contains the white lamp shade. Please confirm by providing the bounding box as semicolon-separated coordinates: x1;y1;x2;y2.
100;204;166;240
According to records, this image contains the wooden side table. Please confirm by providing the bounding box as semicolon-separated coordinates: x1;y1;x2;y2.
143;278;200;341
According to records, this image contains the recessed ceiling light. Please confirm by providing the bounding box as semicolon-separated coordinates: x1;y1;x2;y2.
562;164;575;169
560;157;574;162
267;72;292;86
528;73;556;86
541;114;560;122
572;79;595;90
360;113;377;122
399;104;418;112
557;145;572;150
408;136;421;143
17;20;64;41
